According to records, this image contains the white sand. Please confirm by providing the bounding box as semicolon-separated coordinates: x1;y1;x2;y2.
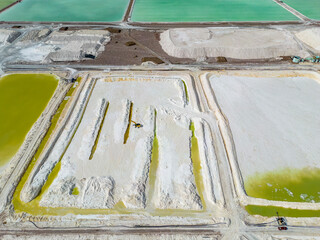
160;28;309;60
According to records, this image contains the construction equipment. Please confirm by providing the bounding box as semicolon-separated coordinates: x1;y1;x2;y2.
276;212;288;231
131;120;143;128
292;55;320;64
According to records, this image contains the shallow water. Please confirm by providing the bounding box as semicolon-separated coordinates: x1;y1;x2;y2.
0;73;58;168
132;0;298;22
12;78;80;215
246;205;320;217
245;167;320;217
245;167;320;203
147;110;159;206
0;0;129;22
72;187;79;195
190;122;206;209
283;0;320;20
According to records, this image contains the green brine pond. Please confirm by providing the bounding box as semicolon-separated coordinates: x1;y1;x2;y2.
0;74;58;169
283;0;320;20
131;0;298;22
246;205;320;218
245;167;320;203
245;167;320;217
0;0;129;22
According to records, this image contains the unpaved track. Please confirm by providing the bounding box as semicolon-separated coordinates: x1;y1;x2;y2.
273;0;310;21
191;72;244;239
2;224;320;238
4;62;320;73
123;0;135;22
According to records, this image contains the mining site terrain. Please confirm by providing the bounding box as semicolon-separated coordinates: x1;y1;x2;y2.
0;0;320;239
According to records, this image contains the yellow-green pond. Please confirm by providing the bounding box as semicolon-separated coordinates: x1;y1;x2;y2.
245;167;320;217
0;73;58;168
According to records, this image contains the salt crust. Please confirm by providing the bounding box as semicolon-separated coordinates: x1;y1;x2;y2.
19;73;223;213
160;28;309;60
39;77;201;210
201;70;320;211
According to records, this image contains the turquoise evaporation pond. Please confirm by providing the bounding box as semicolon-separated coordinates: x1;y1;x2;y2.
0;0;129;22
131;0;298;22
283;0;320;20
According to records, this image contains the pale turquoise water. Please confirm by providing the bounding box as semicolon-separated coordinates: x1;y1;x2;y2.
0;0;129;22
283;0;320;20
131;0;298;22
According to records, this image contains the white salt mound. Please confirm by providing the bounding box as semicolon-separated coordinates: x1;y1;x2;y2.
160;28;309;59
295;28;320;52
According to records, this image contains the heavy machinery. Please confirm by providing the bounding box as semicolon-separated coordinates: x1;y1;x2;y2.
276;212;288;231
131;120;143;128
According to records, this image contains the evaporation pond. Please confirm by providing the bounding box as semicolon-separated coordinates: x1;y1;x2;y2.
245;167;320;203
131;0;298;22
0;74;58;169
208;73;320;202
283;0;320;20
0;0;129;22
245;205;320;218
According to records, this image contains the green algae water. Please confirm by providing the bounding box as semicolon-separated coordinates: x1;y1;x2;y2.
190;122;206;209
245;167;320;203
245;167;320;217
181;80;189;103
246;205;320;217
283;0;320;20
132;0;298;22
147;110;159;206
0;0;129;22
71;187;79;195
0;73;58;168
